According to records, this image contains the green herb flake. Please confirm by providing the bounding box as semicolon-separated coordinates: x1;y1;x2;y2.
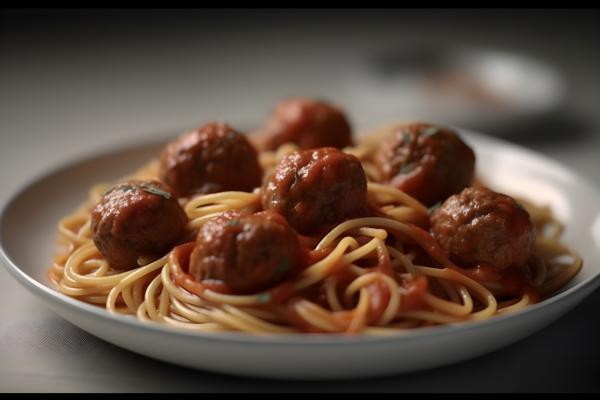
420;126;439;137
277;258;287;275
428;201;442;214
402;130;411;146
103;184;132;196
256;293;272;304
141;185;172;199
400;162;416;174
517;202;526;212
227;219;240;226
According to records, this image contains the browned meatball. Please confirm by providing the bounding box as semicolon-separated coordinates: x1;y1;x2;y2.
189;210;302;294
430;187;536;270
258;98;353;151
374;122;475;206
91;180;188;270
160;122;263;197
262;147;368;234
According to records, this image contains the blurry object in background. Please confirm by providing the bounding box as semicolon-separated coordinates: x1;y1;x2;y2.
345;45;565;136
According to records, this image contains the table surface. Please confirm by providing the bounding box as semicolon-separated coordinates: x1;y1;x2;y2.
1;10;599;392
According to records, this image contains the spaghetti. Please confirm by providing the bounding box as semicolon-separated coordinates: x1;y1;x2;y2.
49;124;582;335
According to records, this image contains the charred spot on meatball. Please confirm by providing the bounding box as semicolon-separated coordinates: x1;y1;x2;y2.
258;98;353;151
374;122;475;206
91;180;188;270
430;187;536;270
262;147;368;234
159;122;263;197
189;210;302;294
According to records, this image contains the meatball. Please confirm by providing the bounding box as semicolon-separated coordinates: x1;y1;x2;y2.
262;147;368;234
430;187;536;270
160;122;263;197
258;98;353;151
91;180;188;270
374;122;475;206
189;210;302;294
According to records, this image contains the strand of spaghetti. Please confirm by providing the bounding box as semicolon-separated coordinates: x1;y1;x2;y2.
184;191;259;212
292;300;343;332
534;237;582;294
84;259;110;277
316;218;452;274
64;243;136;286
529;254;548;287
141;273;163;321
422;291;473;317
377;276;402;325
386;245;417;275
158;278;171;317
341;237;385;265
198;307;275;334
344;272;402;326
347;288;371;333
325;278;344;311
199;290;267;307
186;213;224;231
367;182;428;216
439;280;461;304
120;281;139;313
239;307;285;323
497;294;531;314
293;236;360;290
541;259;582;295
220;305;296;334
139;300;224;331
77;219;92;238
361;162;382;182
168;297;214;323
414;265;497;320
534;236;577;259
349;227;388;240
58;214;91;245
381;206;424;223
133;274;150;306
106;255;168;314
57;279;111;297
160;263;206;307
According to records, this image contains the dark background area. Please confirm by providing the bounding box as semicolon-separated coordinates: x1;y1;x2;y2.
1;8;599;392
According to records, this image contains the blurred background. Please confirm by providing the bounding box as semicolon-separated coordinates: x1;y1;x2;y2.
1;9;599;195
1;9;599;392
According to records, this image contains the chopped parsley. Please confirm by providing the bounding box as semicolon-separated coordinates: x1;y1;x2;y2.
400;162;417;174
227;130;238;141
402;131;411;146
428;201;442;214
103;184;132;196
141;185;172;199
420;126;439;137
277;258;288;275
256;293;272;304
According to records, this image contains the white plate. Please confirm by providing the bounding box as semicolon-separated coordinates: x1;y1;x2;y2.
1;129;600;380
344;48;564;135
